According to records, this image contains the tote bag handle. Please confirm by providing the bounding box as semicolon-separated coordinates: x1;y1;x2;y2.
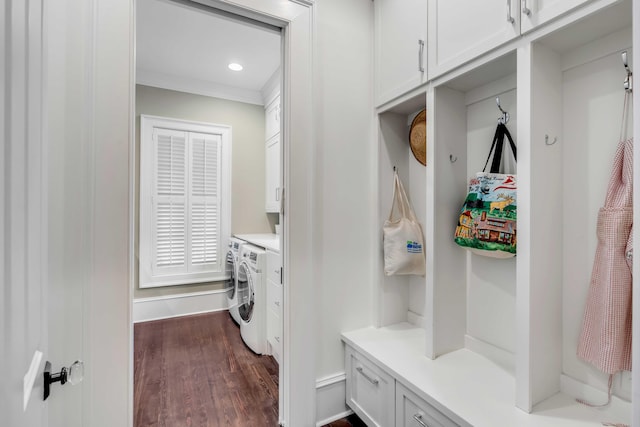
388;171;418;223
483;123;517;173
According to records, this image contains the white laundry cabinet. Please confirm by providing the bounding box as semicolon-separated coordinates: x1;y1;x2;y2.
265;94;281;213
346;0;637;425
266;248;282;363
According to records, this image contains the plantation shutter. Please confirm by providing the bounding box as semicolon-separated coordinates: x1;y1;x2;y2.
140;116;230;288
188;132;221;270
152;128;187;274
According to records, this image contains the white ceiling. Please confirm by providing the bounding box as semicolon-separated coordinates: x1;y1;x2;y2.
136;0;281;104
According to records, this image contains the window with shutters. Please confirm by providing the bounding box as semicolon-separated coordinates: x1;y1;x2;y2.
139;116;231;288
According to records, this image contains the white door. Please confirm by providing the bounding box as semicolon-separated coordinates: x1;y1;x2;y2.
4;0;132;426
265;134;281;212
4;0;314;426
2;1;49;425
428;0;520;78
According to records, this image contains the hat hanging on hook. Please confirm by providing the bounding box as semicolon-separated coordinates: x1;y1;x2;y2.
409;109;427;166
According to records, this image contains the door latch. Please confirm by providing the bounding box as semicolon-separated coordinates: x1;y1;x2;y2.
44;360;84;400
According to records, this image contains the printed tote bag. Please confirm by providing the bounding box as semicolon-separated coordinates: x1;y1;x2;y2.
454;123;517;258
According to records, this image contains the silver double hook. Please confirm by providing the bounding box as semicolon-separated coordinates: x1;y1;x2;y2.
496;97;510;125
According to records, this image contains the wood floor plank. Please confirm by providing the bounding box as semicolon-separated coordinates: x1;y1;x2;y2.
134;311;279;427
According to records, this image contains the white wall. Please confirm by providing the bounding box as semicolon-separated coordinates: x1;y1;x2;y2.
314;0;375;380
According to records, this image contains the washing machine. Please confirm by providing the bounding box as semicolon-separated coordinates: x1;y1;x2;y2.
224;237;246;325
237;244;267;354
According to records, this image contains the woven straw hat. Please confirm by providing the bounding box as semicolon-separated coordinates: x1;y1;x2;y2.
409;109;426;166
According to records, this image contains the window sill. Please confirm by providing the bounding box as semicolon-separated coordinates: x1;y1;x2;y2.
140;272;230;288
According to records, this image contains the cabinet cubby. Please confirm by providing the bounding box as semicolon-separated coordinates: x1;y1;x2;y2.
376;92;428;328
427;50;518;371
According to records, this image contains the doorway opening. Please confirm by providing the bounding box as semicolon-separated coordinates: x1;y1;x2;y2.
132;0;284;425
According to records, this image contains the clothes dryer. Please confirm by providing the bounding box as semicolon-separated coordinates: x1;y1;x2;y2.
237;244;267;354
224;237;246;325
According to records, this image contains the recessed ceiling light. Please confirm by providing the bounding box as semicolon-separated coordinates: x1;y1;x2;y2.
228;63;243;71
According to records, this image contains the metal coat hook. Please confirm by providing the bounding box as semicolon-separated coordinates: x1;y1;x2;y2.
545;134;557;146
496;97;510;124
622;51;632;92
393;166;397;172
449;154;457;163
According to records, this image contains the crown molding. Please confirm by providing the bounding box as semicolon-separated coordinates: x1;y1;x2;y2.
136;69;264;105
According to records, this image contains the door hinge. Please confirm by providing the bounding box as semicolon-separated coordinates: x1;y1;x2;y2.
280;267;283;285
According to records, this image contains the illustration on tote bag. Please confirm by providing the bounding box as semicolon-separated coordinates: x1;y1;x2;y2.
454;173;517;255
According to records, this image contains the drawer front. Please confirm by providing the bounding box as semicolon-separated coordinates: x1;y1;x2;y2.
396;382;459;427
345;346;395;427
267;279;282;316
266;250;281;284
267;308;281;363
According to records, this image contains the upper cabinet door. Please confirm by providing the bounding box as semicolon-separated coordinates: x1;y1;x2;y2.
265;134;281;213
265;95;281;140
520;0;593;33
375;0;428;107
428;0;520;79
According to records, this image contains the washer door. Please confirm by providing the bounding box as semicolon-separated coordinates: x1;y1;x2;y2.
237;262;254;322
225;251;236;300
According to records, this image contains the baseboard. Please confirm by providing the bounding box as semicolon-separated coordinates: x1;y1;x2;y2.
316;372;351;427
560;374;631;418
464;334;515;375
133;289;229;323
407;310;426;328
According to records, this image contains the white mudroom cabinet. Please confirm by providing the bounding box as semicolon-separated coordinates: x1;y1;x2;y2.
426;0;622;79
344;0;638;426
427;0;520;79
374;0;427;106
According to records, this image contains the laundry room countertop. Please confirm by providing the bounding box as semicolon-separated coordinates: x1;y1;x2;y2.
234;233;280;253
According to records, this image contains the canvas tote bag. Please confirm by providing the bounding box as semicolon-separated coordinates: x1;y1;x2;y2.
383;171;426;276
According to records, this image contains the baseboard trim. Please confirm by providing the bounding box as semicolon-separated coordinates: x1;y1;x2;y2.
133;289;229;323
464;334;515;375
316;372;350;427
407;310;426;328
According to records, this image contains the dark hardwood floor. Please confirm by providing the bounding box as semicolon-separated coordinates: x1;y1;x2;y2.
134;310;366;427
322;414;368;427
134;311;278;427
